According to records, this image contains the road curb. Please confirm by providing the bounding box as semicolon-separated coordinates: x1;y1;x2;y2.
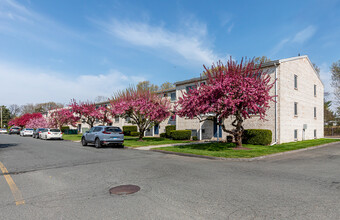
150;142;340;161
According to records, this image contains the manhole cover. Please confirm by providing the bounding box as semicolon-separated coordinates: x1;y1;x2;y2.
109;185;140;195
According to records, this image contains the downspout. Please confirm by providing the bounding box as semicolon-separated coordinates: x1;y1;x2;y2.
271;63;278;145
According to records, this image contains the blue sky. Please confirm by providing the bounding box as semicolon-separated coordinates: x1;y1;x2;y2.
0;0;339;107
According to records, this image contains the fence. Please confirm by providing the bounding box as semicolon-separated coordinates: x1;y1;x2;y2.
324;127;340;136
63;129;78;135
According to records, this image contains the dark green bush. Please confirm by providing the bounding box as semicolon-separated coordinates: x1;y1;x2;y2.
61;126;70;132
243;129;272;145
160;133;167;138
123;126;137;136
165;125;176;138
130;131;140;136
192;136;198;141
170;130;191;140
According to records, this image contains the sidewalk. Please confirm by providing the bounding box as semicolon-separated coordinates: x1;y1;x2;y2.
133;141;211;150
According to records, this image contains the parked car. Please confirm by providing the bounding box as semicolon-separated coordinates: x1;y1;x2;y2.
33;128;47;139
0;128;7;134
81;126;124;148
20;128;34;136
40;128;63;140
9;127;20;135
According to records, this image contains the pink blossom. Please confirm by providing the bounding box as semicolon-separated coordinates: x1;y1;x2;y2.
26;117;49;129
110;87;171;140
70;100;111;128
176;58;275;147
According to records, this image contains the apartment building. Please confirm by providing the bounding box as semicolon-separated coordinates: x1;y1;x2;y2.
171;55;324;144
59;55;323;144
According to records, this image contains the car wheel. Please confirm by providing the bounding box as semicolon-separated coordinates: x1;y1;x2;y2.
94;138;101;148
81;137;88;146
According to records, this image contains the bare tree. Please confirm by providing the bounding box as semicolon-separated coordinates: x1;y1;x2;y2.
160;82;174;91
137;81;159;92
9;104;21;118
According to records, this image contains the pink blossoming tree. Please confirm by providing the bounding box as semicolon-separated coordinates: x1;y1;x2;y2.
110;87;171;141
49;108;80;130
26;117;49;129
176;58;275;148
70;100;111;128
8;113;42;127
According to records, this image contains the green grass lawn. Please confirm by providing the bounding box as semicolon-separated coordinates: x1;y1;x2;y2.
63;134;83;141
154;138;340;158
62;134;194;147
124;137;193;147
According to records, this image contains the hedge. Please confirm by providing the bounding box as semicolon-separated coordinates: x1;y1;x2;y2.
123;126;137;136
170;130;191;140
130;131;140;136
61;126;70;132
243;129;272;145
160;133;167;138
165;125;176;138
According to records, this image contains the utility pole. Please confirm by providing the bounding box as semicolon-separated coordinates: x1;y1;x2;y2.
0;106;3;128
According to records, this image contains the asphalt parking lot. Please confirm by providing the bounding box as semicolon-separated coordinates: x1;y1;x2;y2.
1;134;340;219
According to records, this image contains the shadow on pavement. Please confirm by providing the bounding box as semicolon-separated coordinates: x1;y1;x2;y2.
0;143;19;148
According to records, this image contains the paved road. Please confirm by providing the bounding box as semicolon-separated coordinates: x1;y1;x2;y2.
0;134;340;219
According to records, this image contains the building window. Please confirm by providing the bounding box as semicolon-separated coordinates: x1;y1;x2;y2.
294;129;298;140
294;102;298;116
314;107;316;118
125;117;131;123
163;93;168;97
314;84;317;97
170;92;176;101
169;115;176;121
186;85;197;93
314;129;317;139
115;116;119;123
294;74;298;89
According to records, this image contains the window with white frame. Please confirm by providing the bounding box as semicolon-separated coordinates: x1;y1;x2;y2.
115;116;119;123
170;92;176;101
294;102;298;116
314;129;317;139
294;129;298;140
186;85;197;93
314;84;317;96
294;74;298;89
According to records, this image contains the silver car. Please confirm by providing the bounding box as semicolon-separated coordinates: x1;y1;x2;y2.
81;126;124;148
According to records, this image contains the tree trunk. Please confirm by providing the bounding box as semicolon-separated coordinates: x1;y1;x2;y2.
138;128;144;141
221;111;244;148
234;132;242;148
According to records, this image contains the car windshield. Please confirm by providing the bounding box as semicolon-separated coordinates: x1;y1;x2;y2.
26;129;34;131
105;127;122;132
50;129;61;132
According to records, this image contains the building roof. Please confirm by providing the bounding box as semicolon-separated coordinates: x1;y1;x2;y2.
175;55;322;86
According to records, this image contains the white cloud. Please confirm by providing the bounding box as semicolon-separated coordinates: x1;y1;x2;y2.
227;23;234;33
97;19;219;66
271;25;317;55
0;0;84;51
0;62;145;106
292;25;317;44
271;38;290;55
